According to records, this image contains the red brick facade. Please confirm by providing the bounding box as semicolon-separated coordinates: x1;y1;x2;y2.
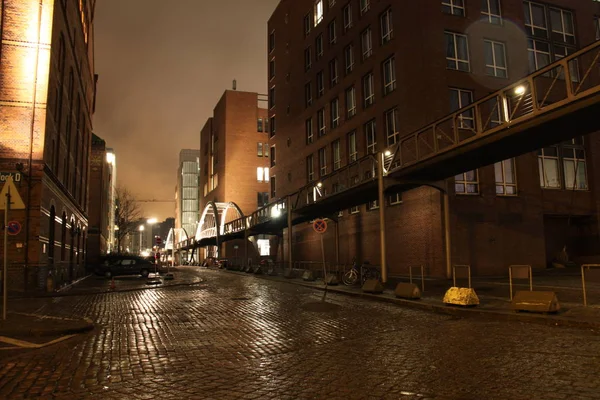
0;0;95;290
269;0;600;277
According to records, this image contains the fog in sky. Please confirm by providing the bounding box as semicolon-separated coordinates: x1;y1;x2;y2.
94;0;280;221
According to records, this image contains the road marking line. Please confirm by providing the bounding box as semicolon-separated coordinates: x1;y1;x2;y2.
0;334;76;349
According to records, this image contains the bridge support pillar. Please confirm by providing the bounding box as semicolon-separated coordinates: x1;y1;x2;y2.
443;190;452;280
287;197;293;271
378;152;388;284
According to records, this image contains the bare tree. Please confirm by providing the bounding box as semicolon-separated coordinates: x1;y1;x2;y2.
114;186;143;253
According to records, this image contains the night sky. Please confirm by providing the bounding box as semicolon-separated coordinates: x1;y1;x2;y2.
93;0;280;221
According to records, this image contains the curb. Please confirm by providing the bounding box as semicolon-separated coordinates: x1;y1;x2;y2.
0;314;95;337
223;269;600;330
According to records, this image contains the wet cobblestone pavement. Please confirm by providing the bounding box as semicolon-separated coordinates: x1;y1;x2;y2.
1;268;599;399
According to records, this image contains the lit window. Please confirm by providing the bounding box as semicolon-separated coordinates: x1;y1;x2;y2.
361;28;372;59
345;86;356;118
257;143;263;157
385;108;399;146
256;167;270;182
484;40;507;78
481;0;501;24
380;8;393;43
455;170;479;194
495;159;517;195
382;56;396;94
365;120;376;154
314;0;324;25
363;73;374;107
449;88;473;129
445;31;470;71
442;0;464;16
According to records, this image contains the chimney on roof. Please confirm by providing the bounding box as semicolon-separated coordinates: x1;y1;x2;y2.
232;79;237;90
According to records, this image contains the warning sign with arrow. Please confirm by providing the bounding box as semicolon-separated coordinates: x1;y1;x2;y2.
0;176;25;210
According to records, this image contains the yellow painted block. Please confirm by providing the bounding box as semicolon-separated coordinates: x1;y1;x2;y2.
443;287;479;306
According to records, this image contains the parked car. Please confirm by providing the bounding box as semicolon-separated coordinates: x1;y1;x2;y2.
95;255;154;278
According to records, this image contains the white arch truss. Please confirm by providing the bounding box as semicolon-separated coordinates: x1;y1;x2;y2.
195;201;244;241
165;228;189;250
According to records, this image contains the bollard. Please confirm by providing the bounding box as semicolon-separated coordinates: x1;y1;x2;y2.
443;287;479;306
362;279;384;294
302;270;315;281
394;283;421;299
511;291;560;313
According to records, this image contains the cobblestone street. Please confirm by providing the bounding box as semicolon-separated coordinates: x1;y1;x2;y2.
0;268;599;399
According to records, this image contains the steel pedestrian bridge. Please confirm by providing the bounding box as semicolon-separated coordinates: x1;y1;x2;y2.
167;40;600;257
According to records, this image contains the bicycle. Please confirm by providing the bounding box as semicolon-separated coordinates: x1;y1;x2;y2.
342;261;381;286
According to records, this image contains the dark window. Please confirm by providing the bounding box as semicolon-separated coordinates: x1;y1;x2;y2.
258;192;269;208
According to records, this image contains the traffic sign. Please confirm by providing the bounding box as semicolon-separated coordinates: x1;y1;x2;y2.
0;176;25;210
312;218;327;234
7;221;21;236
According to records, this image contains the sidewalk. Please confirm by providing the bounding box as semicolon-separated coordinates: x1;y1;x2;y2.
224;266;600;330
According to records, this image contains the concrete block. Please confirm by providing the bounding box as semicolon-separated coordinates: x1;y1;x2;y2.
283;269;294;278
324;274;339;285
302;270;315;281
362;279;383;294
394;283;421;299
512;291;560;313
443;287;479;306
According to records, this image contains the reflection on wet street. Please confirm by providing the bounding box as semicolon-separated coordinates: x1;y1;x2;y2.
0;268;599;399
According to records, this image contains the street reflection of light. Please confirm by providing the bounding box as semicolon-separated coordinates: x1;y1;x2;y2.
514;85;526;95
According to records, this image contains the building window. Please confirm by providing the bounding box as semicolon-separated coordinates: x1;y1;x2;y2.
385;108;399;145
389;192;402;205
332;139;341;170
380;8;393;43
365;120;376;154
442;0;465;16
361;28;372;59
306;117;314;144
523;1;547;38
348;130;357;162
304;47;312;71
595;17;600;41
329;0;336;8
549;8;575;45
307;154;315;182
449;88;473;129
269;59;275;80
330;98;340;128
329;19;337;45
269;31;275;53
481;0;501;24
346;86;356;118
538;147;561;188
304;13;312;36
314;0;324;25
363;73;374;108
382;56;396;95
258;192;269;208
319;147;328;176
329;58;339;87
269;87;275;109
270;116;276;137
271;176;277;198
264;143;270;157
360;0;370;15
305;82;313;107
317;71;324;97
455;170;479;194
350;205;360;214
344;44;354;74
257;167;270;182
318;108;326;136
527;39;550;72
562;139;587;190
258;118;263;132
484;40;507;78
495;159;517;195
316;34;324;59
270;146;276;167
257;142;264;157
445;31;469;71
343;3;353;31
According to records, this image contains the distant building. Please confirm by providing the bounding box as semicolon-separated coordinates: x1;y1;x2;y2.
268;0;600;276
0;0;96;290
199;90;272;261
175;150;200;240
87;135;115;265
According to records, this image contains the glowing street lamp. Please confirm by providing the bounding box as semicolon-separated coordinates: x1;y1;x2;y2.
514;85;526;96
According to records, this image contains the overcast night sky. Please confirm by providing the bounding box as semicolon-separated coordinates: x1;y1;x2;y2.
93;0;280;221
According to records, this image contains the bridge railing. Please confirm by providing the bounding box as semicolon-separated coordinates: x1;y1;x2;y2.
383;39;600;173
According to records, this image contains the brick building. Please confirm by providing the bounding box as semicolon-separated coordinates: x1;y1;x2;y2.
0;0;96;290
86;134;115;267
267;0;600;277
199;90;273;261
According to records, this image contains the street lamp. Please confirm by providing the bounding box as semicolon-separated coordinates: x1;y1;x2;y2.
138;225;145;254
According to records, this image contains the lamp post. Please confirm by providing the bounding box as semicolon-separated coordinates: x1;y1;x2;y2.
138;225;145;255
